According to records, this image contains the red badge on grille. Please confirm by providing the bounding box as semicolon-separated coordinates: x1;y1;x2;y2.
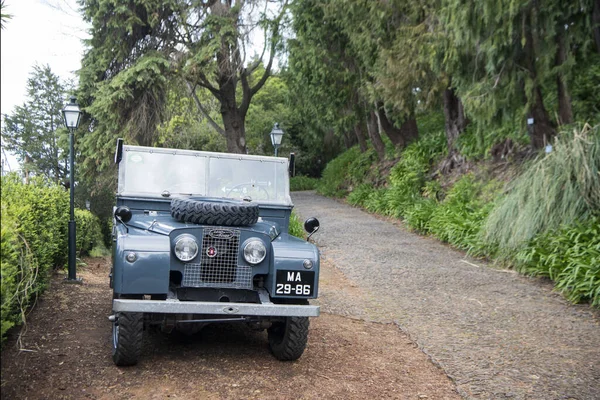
206;246;217;257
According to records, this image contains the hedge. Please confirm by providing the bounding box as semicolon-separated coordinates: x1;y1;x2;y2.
1;174;105;343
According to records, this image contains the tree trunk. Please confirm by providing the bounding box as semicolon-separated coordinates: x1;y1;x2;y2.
443;87;467;150
375;103;405;147
367;111;385;160
375;102;418;148
399;117;419;145
354;124;368;152
343;130;357;149
529;87;556;148
219;79;247;154
523;8;556;149
555;27;573;125
221;109;247;153
594;0;600;53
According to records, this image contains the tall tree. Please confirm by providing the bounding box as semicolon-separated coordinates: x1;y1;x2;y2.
441;0;595;149
78;0;287;160
1;65;70;183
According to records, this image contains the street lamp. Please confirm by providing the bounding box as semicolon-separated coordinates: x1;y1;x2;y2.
62;96;82;283
270;123;284;157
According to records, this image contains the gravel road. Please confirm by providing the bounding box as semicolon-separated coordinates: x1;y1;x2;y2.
292;191;600;400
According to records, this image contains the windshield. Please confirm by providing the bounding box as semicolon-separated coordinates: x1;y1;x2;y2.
118;146;292;205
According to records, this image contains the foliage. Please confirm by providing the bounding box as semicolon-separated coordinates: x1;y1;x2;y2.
0;175;106;343
456;122;529;161
1;174;69;271
1;212;36;342
484;124;600;254
286;0;362;140
316;147;362;197
516;218;600;306
1;65;71;183
441;0;594;146
290;176;319;192
75;209;107;257
384;129;446;217
288;211;305;239
403;198;438;233
426;175;500;255
570;53;600;124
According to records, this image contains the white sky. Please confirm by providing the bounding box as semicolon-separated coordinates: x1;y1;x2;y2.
1;0;88;172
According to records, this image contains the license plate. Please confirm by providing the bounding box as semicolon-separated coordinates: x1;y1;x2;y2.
275;270;315;296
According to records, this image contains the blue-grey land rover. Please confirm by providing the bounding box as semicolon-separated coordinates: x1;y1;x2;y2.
110;140;320;366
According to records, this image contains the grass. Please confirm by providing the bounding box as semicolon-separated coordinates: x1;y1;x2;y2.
290;175;319;192
289;210;305;239
484;124;600;254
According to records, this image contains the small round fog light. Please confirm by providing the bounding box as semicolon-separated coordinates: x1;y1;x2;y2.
303;259;313;269
126;252;137;263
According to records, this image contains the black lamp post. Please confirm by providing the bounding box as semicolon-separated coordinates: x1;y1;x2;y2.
62;96;82;283
270;123;284;157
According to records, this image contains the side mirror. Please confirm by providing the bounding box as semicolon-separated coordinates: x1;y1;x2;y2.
114;205;132;223
304;217;320;241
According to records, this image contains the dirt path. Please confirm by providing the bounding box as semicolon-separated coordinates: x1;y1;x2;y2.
1;258;459;399
292;191;600;400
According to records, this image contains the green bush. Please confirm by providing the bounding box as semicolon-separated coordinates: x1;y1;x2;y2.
0;212;37;340
484;124;600;255
516;217;600;306
347;184;375;207
1;175;69;272
290;175;319;192
362;188;388;215
75;209;107;257
289;210;305;239
427;175;500;256
316;147;361;197
456;122;529;161
1;175;68;343
1;175;107;343
403;198;438;233
385;129;446;218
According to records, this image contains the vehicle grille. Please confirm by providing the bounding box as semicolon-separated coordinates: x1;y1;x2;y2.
181;228;252;290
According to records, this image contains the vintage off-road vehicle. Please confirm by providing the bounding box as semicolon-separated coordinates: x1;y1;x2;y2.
109;140;320;366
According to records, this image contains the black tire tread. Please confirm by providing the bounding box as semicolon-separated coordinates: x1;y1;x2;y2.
112;312;143;366
268;317;309;361
171;198;259;226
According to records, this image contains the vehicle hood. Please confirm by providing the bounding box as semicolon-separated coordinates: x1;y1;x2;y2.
126;214;280;240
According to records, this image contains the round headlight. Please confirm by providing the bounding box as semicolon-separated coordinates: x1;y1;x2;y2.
243;240;266;265
174;235;198;262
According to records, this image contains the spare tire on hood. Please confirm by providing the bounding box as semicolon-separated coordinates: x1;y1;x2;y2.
170;197;259;226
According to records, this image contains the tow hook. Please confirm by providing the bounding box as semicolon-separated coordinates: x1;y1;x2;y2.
108;314;116;322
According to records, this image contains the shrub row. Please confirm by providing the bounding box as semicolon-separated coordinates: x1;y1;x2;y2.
290;175;319;192
1;174;106;343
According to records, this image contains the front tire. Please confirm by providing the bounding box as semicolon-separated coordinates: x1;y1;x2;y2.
112;312;143;366
268;317;309;361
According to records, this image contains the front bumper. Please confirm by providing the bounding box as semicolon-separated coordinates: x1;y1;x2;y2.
113;299;320;317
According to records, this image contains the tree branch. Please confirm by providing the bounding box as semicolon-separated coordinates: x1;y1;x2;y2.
186;81;225;137
249;1;288;96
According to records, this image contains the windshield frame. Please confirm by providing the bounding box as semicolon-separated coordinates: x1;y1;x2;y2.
117;145;292;206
